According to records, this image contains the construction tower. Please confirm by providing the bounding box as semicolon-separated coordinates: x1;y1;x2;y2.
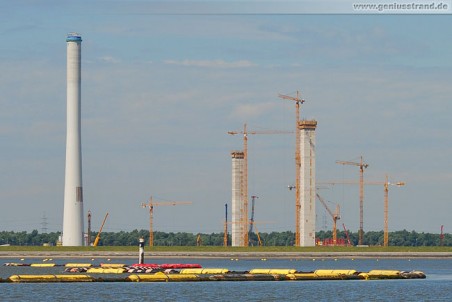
299;120;317;246
231;151;246;246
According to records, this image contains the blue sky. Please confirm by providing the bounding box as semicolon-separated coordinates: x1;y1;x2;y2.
1;1;451;236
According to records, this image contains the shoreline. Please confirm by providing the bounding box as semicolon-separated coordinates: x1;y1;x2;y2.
1;251;452;259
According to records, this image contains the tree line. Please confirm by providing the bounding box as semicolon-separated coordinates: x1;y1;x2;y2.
0;229;450;247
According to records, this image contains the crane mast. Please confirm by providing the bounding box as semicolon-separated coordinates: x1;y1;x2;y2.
224;203;228;247
279;91;304;246
336;156;368;245
383;175;405;246
384;175;389;247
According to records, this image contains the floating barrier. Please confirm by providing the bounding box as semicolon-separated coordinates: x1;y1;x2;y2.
3;263;30;267
100;263;126;268
3;269;426;283
7;275;94;283
127;272;201;282
87;268;126;274
286;272;318;280
359;270;426;280
401;271;426;279
30;263;56;268
65;263;92;268
64;267;89;273
359;269;401;280
127;272;170;282
130;263;203;269
180;268;229;274
249;269;297;275
1;263;426;283
206;273;286;282
314;269;358;276
130;263;160;268
125;267;164;274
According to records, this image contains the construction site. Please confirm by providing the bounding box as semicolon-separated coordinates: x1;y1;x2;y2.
63;74;411;249
73;88;411;249
223;90;407;248
60;34;410;249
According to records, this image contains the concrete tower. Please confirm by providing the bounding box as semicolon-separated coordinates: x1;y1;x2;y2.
231;151;245;247
62;33;84;246
298;120;317;246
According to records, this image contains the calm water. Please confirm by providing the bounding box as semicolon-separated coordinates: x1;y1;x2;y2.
1;257;452;301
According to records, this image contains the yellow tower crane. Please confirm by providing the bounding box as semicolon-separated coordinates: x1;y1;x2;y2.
316;193;340;246
319;176;405;247
141;196;191;247
278;90;305;246
376;175;405;247
336;156;368;245
228;124;292;247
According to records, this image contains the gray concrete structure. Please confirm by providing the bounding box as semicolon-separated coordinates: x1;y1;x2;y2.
231;151;245;246
299;120;317;246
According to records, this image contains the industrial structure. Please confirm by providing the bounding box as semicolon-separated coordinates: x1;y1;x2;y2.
224;203;228;247
319;175;405;246
336;156;368;246
316;193;340;246
298;120;317;246
278;91;304;246
249;195;258;236
230;151;246;246
93;212;109;247
62;32;84;246
141;196;191;247
228;125;291;247
87;210;91;246
52;29;408;248
380;175;405;246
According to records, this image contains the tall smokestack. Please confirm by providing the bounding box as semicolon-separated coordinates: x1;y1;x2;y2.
62;32;84;246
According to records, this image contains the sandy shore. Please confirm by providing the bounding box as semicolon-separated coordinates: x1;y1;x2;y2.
1;251;452;259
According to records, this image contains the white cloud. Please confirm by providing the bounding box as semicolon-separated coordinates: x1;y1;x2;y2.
164;59;256;68
99;56;120;63
232;102;277;119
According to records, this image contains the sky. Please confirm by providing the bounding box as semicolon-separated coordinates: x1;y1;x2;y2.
1;1;451;236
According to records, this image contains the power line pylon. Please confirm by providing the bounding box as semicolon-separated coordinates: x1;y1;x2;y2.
41;212;48;234
278;91;305;246
141;196;191;247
